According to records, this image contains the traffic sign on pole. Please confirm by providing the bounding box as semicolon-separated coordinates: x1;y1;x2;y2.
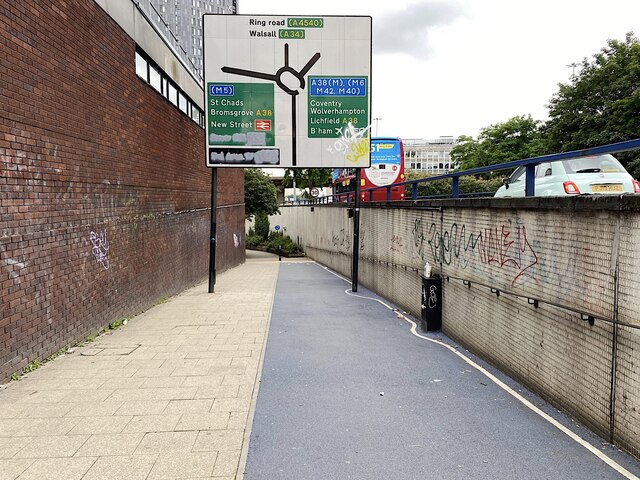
203;14;372;169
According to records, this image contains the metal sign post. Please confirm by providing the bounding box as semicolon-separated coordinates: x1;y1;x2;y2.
208;167;217;293
351;169;361;292
203;15;372;293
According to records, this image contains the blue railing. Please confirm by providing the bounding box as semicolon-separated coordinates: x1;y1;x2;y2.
307;138;640;203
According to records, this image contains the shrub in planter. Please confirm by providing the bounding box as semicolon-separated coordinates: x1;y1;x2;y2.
255;212;270;241
267;235;303;256
245;234;263;248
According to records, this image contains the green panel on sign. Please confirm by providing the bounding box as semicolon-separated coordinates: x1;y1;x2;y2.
279;29;305;39
307;76;369;139
207;83;275;146
287;18;324;28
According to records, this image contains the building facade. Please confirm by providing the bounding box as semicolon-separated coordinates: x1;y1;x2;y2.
0;0;244;382
404;137;457;175
138;0;238;81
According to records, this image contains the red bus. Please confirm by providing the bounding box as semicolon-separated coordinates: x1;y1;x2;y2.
333;137;406;202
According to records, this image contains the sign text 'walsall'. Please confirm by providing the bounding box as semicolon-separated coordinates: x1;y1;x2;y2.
203;14;372;168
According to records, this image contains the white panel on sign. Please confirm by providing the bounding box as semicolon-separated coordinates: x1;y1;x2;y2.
203;14;372;169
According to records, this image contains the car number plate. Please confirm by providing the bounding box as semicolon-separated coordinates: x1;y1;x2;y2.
592;184;623;192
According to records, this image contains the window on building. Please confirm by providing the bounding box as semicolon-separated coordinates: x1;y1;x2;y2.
168;83;177;106
149;64;162;93
178;92;188;114
135;47;204;129
135;52;148;80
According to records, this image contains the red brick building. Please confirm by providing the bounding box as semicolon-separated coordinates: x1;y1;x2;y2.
0;1;245;382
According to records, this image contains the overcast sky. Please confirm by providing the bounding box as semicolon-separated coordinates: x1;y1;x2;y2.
238;0;640;140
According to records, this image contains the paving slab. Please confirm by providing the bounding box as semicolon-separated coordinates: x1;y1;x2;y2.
0;250;279;480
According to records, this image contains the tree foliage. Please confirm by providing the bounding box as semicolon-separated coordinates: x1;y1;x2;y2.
254;212;270;241
244;169;279;220
450;116;545;175
452;33;640;178
283;169;333;189
404;172;503;197
543;32;640;177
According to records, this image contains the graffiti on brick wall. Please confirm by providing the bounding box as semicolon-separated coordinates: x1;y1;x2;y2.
332;228;352;252
423;221;539;287
385;219;539;286
412;219;426;259
532;239;591;287
90;230;110;270
390;234;404;252
1;256;28;280
56;180;119;212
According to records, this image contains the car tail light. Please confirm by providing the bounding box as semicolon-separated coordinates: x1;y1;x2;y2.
633;180;640;193
563;181;581;195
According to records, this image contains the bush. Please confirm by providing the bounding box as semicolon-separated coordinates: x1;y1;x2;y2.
266;235;303;256
267;230;281;242
245;234;262;248
404;174;504;198
255;212;270;240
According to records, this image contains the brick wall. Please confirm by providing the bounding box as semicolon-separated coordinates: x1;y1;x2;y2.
0;1;245;382
274;196;640;458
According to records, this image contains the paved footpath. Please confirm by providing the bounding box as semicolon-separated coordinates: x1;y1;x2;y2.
2;252;640;480
0;250;280;480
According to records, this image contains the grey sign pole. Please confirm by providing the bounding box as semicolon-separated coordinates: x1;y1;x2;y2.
351;169;361;292
208;167;217;293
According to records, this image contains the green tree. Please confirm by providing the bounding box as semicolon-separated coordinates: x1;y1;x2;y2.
451;116;545;175
404;172;503;198
254;212;270;241
244;169;279;220
543;32;640;177
283;169;333;190
449;135;481;172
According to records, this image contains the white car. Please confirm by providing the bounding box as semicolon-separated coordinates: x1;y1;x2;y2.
494;154;640;197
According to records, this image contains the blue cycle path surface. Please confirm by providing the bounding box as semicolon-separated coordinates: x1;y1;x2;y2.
243;261;640;480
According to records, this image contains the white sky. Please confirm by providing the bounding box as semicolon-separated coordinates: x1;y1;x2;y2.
237;0;640;140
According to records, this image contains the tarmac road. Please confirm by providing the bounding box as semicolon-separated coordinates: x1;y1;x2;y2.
243;261;640;480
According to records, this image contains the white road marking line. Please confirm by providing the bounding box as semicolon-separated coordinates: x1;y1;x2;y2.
314;263;638;479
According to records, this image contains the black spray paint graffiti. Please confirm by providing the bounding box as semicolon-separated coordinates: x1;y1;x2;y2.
427;222;539;286
412;218;426;258
332;229;352;252
390;234;404;252
90;230;110;270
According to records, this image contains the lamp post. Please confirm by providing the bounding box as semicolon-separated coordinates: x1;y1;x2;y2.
373;117;382;136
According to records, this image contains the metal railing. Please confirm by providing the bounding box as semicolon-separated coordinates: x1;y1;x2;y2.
307;138;640;204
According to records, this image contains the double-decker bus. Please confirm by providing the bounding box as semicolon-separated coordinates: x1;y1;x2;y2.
333;137;405;202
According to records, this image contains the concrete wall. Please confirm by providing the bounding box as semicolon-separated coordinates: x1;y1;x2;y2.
273;196;640;459
0;1;244;382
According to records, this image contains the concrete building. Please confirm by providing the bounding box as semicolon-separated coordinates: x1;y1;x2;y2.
137;0;238;81
404;136;457;174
